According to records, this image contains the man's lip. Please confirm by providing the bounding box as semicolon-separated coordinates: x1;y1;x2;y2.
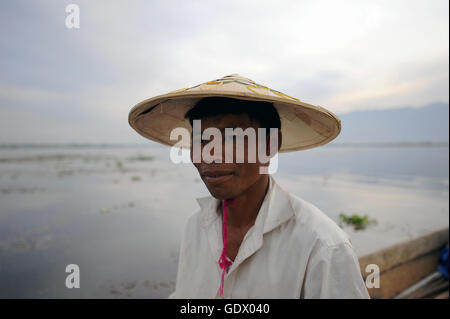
201;170;235;185
201;169;235;177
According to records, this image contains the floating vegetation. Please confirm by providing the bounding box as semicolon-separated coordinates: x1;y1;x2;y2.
127;155;154;162
107;279;175;298
0;186;46;194
142;279;175;290
0;154;116;163
109;281;136;297
0;234;52;255
99;202;136;214
57;169;74;177
122;281;137;290
131;175;141;182
339;213;377;231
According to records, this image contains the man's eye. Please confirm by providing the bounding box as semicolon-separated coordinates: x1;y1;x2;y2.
225;135;235;142
192;137;202;144
192;137;211;146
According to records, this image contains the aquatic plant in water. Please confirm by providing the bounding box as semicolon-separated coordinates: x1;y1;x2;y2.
339;213;377;231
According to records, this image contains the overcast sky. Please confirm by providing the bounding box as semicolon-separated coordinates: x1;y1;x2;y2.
0;0;448;143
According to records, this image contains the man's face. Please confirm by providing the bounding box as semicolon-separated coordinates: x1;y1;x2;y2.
190;113;270;200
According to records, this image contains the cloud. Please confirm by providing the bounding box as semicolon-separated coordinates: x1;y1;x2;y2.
0;86;63;104
0;0;448;142
323;54;449;112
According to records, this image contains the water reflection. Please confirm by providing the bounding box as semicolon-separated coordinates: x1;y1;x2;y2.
0;144;448;298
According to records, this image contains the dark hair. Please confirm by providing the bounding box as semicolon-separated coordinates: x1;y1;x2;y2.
184;97;281;137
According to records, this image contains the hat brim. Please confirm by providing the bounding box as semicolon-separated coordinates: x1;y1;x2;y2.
128;77;341;152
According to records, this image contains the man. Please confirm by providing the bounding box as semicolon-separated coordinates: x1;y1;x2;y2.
128;74;369;298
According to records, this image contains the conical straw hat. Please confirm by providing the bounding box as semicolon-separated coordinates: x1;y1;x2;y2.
128;74;341;152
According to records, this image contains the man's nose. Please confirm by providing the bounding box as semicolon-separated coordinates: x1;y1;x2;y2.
208;149;224;163
202;141;228;164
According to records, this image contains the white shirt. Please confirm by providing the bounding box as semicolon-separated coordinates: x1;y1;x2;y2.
169;175;369;299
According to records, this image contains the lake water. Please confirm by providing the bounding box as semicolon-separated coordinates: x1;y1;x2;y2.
0;143;448;298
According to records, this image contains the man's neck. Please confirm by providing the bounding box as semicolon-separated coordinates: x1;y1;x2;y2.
226;175;270;230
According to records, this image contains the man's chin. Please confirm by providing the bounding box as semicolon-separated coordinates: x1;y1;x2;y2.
206;187;237;201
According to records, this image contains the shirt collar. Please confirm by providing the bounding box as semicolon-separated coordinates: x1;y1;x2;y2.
196;175;295;234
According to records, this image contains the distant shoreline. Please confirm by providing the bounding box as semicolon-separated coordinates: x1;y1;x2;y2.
0;141;448;150
326;141;449;148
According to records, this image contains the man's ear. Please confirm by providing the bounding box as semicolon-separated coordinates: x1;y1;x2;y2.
277;130;282;152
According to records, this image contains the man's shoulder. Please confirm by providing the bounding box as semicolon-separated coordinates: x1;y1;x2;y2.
283;189;351;248
184;209;203;231
182;204;216;237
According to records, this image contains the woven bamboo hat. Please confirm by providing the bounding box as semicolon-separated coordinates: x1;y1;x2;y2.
128;74;341;152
